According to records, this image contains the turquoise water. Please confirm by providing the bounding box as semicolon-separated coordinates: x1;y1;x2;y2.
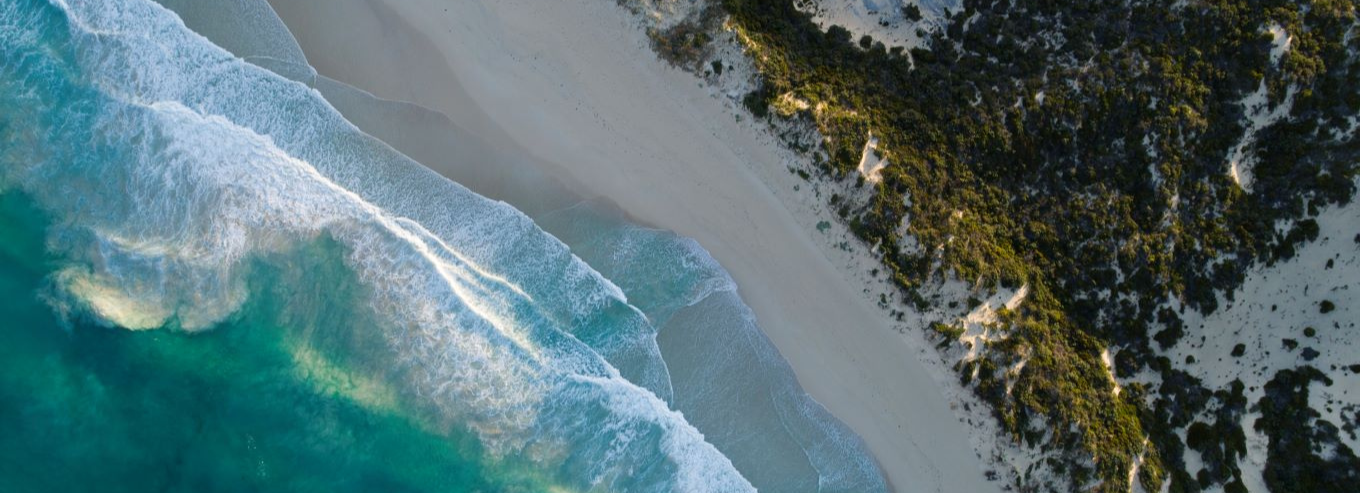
539;204;886;492
0;193;524;492
0;0;887;491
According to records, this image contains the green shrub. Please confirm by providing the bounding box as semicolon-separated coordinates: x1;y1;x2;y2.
713;0;1360;488
902;5;923;22
930;322;965;340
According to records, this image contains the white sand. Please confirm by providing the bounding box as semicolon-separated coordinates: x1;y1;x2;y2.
1227;24;1296;192
1155;190;1360;492
267;0;999;490
795;0;958;52
858;132;890;184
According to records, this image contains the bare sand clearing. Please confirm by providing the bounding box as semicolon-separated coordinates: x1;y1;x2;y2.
267;0;998;490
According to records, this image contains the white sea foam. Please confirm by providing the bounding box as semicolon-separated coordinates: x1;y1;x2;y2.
0;0;752;490
539;204;889;492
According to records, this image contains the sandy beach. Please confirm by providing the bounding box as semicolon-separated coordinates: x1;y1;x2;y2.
265;0;999;490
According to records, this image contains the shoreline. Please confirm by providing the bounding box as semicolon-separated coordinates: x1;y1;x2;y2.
265;0;1000;490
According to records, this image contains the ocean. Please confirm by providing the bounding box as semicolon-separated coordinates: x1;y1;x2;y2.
0;0;886;491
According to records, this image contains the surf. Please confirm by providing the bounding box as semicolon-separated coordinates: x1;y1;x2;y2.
0;0;749;490
0;0;889;491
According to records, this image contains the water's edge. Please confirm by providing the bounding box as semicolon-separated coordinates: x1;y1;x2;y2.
0;0;888;490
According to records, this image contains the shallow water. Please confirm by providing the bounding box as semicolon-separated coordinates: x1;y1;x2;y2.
0;0;886;491
0;194;520;492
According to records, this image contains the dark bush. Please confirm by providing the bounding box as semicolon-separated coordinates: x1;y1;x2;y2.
1186;421;1212;450
742;86;770;119
902;4;923;22
714;0;1360;488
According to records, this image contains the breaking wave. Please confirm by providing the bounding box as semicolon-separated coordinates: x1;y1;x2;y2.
0;0;749;490
0;0;890;491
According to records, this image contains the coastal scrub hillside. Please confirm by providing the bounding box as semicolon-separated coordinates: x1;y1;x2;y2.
626;0;1360;491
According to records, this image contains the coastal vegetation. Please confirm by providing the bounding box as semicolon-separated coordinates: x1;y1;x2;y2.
643;0;1360;490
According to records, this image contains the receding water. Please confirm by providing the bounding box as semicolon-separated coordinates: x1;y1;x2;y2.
0;0;887;491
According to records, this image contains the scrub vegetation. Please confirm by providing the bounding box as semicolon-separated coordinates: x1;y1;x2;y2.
643;0;1360;490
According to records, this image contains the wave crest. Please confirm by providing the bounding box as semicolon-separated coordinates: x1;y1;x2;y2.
0;1;754;490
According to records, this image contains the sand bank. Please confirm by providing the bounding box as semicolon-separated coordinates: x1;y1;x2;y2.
266;0;999;490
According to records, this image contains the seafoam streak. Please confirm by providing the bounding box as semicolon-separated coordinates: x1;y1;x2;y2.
0;0;753;490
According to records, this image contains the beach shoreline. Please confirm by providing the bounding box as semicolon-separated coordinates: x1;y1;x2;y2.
264;0;1000;490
